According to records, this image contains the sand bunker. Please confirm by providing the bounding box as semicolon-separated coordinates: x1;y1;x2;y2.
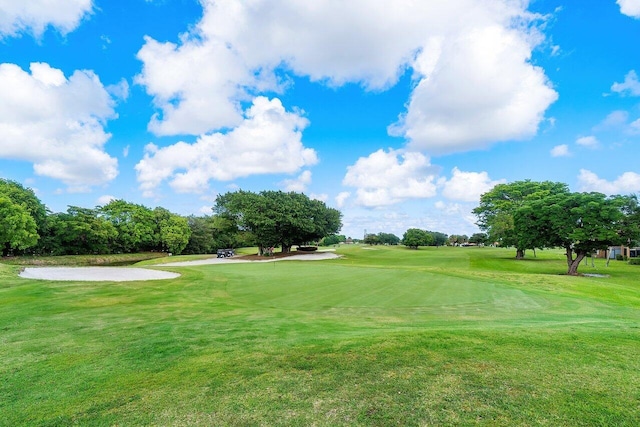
19;267;181;282
18;251;341;281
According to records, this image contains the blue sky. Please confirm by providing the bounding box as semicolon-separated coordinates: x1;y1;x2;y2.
1;0;640;240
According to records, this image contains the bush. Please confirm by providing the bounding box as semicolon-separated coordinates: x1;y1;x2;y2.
629;258;640;265
297;246;318;252
616;254;624;261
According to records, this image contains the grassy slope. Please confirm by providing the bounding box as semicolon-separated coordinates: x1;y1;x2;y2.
1;246;639;426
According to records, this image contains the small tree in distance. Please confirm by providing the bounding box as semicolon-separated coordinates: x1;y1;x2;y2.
402;228;433;249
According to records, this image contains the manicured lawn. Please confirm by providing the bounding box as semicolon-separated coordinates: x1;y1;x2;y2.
1;246;639;425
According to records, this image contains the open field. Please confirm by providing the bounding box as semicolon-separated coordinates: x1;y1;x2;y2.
1;245;639;425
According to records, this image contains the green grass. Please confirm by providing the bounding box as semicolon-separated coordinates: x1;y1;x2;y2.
1;245;639;426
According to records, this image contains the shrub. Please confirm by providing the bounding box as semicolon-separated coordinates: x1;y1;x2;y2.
297;246;318;252
616;254;624;261
629;258;640;265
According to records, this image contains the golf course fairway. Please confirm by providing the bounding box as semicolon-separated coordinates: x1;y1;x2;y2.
1;245;639;425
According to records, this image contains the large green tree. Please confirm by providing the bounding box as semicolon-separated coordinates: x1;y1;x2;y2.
515;192;635;275
214;190;342;254
402;228;433;249
427;231;448;247
0;179;47;255
0;179;47;232
99;200;159;253
154;207;191;254
0;196;39;256
377;232;401;245
43;207;117;255
474;180;570;259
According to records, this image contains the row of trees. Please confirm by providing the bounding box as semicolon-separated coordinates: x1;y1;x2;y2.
0;180;346;257
1;181;344;257
474;180;640;275
0;179;190;256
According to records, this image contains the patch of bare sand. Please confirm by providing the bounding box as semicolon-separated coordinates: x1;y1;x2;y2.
19;267;180;282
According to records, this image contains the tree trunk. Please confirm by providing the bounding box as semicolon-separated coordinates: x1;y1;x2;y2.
565;247;586;275
258;245;265;256
515;248;525;259
281;244;292;254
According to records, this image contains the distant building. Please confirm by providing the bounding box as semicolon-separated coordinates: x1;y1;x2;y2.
596;246;632;259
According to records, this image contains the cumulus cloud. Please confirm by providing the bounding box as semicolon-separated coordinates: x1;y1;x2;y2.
0;62;118;189
439;167;505;202
0;0;93;38
135;97;317;196
96;195;116;206
577;169;640;194
310;193;328;203
137;0;556;155
576;136;599;148
394;24;557;154
596;110;629;129
617;0;640;18
343;149;437;208
335;192;351;208
550;144;571;157
593;110;640;135
281;170;312;192
611;70;640;96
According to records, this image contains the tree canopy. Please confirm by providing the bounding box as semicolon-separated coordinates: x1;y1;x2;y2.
473;180;570;259
402;228;433;249
0;196;39;256
214;190;342;254
476;180;640;275
515;192;636;275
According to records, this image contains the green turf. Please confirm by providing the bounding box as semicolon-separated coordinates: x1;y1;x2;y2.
1;246;639;426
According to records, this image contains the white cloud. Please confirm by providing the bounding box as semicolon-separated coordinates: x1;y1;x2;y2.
596;110;629;129
593;110;640;135
106;79;129;101
281;170;312;192
434;201;478;231
0;62;118;189
611;70;640;96
394;24;557;154
97;195;116;206
439;167;505;202
137;0;556;155
310;193;328;203
550;144;571;157
617;0;640;18
135;34;257;136
335;192;351;208
343;149;437;208
135;97;317;197
0;0;93;38
576;136;599;149
577;169;640;194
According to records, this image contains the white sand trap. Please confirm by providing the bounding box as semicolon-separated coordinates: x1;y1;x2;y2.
159;251;341;267
19;267;181;282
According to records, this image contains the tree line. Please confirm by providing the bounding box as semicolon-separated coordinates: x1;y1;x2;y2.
474;180;640;275
0;180;342;257
0;179;193;256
